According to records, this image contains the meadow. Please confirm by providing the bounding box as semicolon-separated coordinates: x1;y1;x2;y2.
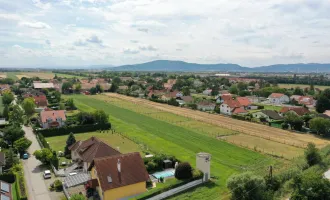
5;72;85;80
46;131;143;154
278;83;330;90
64;94;279;199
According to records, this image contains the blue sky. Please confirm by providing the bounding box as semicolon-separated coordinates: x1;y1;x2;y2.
0;0;330;67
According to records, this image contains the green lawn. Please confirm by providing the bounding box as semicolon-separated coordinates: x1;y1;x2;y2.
65;94;276;199
46;131;143;154
254;103;282;112
5;72;19;80
12;181;18;200
0;96;3;113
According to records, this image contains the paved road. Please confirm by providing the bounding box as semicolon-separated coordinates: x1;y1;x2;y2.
22;126;52;200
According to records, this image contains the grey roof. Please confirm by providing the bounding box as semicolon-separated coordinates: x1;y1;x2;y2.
261;110;283;120
64;173;91;188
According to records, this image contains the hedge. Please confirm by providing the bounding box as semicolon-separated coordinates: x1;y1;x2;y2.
36;123;111;137
15;172;28;200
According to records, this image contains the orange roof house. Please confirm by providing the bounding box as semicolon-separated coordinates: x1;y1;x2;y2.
236;97;252;107
40;110;66;129
88;152;149;200
279;107;309;116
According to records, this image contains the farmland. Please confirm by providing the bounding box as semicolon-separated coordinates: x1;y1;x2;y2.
46;131;143;154
0;73;6;78
65;94;277;198
5;72;86;80
104;93;330;149
278;83;330;90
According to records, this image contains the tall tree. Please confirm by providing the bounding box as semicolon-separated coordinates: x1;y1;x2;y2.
310;117;330;136
14;137;32;154
2;92;14;105
33;148;53;164
54;91;61;102
293;87;304;95
2;105;9;120
9;105;24;125
22;97;36;116
93;110;108;124
305;143;322;166
5;148;18;168
316;95;330;113
3;126;25;144
227;172;267;200
64;133;76;156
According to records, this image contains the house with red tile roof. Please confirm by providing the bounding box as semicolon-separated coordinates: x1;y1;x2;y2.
297;96;316;107
279;106;310;116
220;99;246;115
40;110;66;129
236;97;252;107
268;93;290;105
33;95;48;107
163;79;177;90
69;137;121;172
88;152;149;200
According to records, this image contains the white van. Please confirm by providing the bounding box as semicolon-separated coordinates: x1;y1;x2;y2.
43;170;51;179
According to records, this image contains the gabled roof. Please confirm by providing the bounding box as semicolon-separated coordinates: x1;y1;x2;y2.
0;152;5;165
71;137;121;163
269;93;286;98
261;110;283;120
232;107;247;114
280;107;309;116
33;95;48;107
197;100;215;106
236;97;252;107
88;152;149;192
181;96;193;103
40;110;66;123
223;99;241;109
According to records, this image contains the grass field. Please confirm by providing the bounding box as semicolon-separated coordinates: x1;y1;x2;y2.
279;83;330;90
5;71;86;80
0;73;6;78
5;72;19;80
46;131;143;154
65;94;279;199
254;103;283;112
0;96;3;113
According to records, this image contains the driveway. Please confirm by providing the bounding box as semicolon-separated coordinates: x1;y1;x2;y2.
22;126;52;200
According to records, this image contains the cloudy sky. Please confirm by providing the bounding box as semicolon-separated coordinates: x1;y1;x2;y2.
0;0;330;68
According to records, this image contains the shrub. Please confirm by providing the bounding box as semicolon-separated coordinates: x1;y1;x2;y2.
159;177;164;183
281;123;289;130
54;179;63;191
175;162;193;180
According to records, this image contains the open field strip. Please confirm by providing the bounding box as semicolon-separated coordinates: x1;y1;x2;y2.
46;131;143;154
23;72;54;79
5;72;19;80
65;94;277;199
16;74;30;79
0;73;6;78
278;83;330;90
104;93;330;149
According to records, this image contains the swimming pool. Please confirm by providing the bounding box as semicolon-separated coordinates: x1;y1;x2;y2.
152;169;175;179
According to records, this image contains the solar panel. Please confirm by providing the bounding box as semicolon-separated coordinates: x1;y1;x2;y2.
1;194;10;200
0;183;9;193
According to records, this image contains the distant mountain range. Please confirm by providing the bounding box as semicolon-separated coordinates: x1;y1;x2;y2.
108;60;330;73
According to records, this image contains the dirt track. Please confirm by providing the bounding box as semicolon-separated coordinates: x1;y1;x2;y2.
104;93;330;148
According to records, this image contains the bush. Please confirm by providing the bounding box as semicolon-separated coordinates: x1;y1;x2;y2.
54;179;63;191
175;162;193;180
36;123;111;137
0;173;15;183
281;123;289;130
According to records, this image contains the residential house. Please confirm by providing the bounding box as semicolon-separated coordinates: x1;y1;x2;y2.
0;152;5;174
120;77;133;82
323;110;330;117
163;79;177;90
246;96;265;104
33;82;55;90
22;89;45;98
118;85;129;91
268;93;290;105
202;89;212;96
33;95;48;107
279;107;310;116
161;91;183;101
40;110;66;129
147;90;166;98
215;94;233;104
236;97;252;108
0;180;12;200
290;95;302;101
252;110;283;122
69;137;121;172
220;99;246;115
197;100;215;111
297;96;316;107
180;96;194;104
88;152;149;200
0;84;10;95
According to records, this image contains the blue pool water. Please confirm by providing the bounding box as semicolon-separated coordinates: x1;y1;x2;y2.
152;169;175;179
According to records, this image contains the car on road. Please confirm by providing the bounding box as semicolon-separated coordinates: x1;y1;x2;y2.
23;153;29;159
43;170;52;179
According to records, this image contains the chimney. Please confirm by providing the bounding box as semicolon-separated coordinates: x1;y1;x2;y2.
117;159;121;173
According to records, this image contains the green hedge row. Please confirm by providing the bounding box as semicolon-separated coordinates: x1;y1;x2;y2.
0;173;15;183
36;123;111;137
15;173;28;200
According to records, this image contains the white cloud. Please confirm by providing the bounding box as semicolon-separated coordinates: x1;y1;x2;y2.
19;21;51;29
1;0;330;67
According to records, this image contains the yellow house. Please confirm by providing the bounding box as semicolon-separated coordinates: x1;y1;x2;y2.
88;152;149;200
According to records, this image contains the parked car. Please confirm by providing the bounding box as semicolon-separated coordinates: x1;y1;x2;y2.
23;153;29;159
43;170;52;179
